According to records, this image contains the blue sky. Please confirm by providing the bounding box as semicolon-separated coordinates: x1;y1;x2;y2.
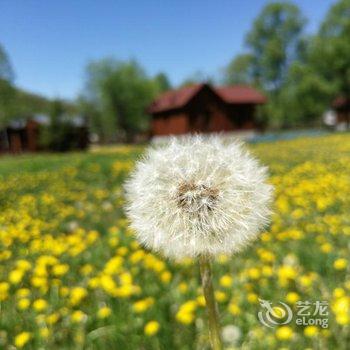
0;0;336;100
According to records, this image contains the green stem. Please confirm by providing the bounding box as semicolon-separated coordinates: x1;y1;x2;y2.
199;255;222;350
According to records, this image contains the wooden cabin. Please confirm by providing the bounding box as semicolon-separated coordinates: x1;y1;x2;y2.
148;84;266;137
0;119;40;153
332;97;350;130
0;116;89;154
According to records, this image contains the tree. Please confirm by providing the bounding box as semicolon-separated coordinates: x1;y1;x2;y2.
276;0;350;127
245;1;306;92
222;2;307;127
275;62;333;127
40;99;81;152
154;72;172;93
0;43;16;126
83;59;156;143
0;44;14;82
223;54;255;85
313;0;350;96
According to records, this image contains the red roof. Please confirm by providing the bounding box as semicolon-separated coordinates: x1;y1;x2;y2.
215;86;266;104
148;84;266;113
148;84;205;114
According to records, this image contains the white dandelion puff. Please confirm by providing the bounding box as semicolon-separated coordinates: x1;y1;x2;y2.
124;135;273;260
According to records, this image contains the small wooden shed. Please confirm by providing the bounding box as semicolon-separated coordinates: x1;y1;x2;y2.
0;116;89;154
0;119;39;153
332;97;350;130
148;84;266;137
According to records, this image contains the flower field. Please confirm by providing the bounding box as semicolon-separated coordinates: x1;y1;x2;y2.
0;134;349;349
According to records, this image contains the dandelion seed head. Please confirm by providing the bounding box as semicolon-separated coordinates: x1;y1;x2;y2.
124;135;273;259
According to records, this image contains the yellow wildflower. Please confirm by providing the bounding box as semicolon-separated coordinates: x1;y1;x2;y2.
33;299;48;312
14;332;31;348
71;310;87;323
286;292;300;304
304;326;318;337
275;326;293;340
133;297;154;313
144;321;160;336
17;298;30;310
97;306;112;319
334;258;347;270
219;275;233;288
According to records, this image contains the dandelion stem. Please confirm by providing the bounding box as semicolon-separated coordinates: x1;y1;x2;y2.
199;255;222;350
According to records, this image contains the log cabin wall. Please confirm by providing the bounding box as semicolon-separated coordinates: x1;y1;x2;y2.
152;112;188;135
149;84;266;137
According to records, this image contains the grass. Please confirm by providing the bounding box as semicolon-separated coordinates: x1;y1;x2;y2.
0;133;349;349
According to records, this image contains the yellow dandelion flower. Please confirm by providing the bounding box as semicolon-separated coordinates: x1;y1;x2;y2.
97;306;112;319
176;311;195;324
39;327;50;338
248;268;261;280
144;321;160;336
16;260;32;271
133;297;154;313
17;298;30;310
14;332;31;348
0;282;10;301
160;271;172;283
80;264;93;276
69;286;87;306
228;302;241;315
247;293;258;304
219;275;233;288
46;312;60;325
52;263;69;276
334;258;347;270
178;282;188;293
33;299;48;312
71;310;87;323
320;243;332;253
333;288;345;298
275;326;293;340
9;269;24;284
215;291;227;303
16;288;31;298
304;326;318;337
286;292;300;304
196;295;206;307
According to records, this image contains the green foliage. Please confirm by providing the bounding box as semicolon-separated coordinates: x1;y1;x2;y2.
314;0;350;95
0;44;14;82
40;99;83;152
223;2;307;127
153;72;172;93
223;0;350;128
83;59;158;143
245;1;306;91
275;0;350;126
0;44;16;126
223;54;256;86
0;79;16;127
